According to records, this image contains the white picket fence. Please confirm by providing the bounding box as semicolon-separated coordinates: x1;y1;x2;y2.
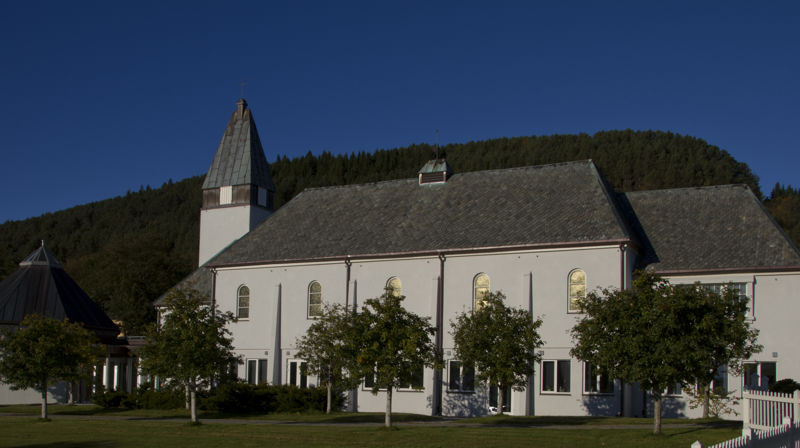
691;390;800;448
743;389;800;432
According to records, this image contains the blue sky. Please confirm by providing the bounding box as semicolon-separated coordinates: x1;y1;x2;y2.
1;1;797;223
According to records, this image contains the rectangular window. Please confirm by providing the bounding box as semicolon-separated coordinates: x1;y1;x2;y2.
710;365;727;394
489;385;511;412
744;362;776;389
247;359;257;385
288;360;308;388
584;363;613;394
363;366;386;390
701;282;751;317
665;383;682;396
447;360;475;392
220;185;233;205
399;365;424;390
258;359;268;384
542;360;570;393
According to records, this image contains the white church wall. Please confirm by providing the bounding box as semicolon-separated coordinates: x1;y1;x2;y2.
199;205;270;266
215;261;347;385
660;271;800;420
215;244;800;419
348;256;440;415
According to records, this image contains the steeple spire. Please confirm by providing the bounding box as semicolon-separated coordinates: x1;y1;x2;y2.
198;99;276;266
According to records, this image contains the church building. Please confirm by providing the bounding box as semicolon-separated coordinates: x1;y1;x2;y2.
168;98;800;418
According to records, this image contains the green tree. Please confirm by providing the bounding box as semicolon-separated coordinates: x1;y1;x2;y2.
139;288;239;423
0;314;100;419
295;303;361;414
683;284;760;418
356;290;442;428
450;291;544;415
571;272;701;434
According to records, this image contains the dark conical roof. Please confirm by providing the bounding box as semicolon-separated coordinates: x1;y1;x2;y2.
202;98;275;191
0;243;119;342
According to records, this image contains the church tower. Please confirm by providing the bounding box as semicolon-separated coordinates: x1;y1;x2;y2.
199;98;275;266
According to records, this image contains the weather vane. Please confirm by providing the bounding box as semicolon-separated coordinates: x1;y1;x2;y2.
240;81;247;98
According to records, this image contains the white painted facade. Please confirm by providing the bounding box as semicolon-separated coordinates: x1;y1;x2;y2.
199;205;271;266
213;244;655;417
653;271;800;419
210;241;800;418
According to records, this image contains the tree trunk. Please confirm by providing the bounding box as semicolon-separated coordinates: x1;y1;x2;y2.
326;381;333;414
185;385;190;410
40;388;48;420
702;383;710;419
385;387;393;428
497;383;504;416
190;388;198;423
653;395;662;434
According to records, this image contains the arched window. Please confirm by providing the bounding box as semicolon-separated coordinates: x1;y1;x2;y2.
308;281;322;318
473;273;490;310
237;285;250;319
386;277;402;297
568;269;586;313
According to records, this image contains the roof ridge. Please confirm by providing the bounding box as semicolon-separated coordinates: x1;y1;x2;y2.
624;184;750;195
299;160;597;194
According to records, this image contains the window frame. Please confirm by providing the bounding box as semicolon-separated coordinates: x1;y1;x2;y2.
701;282;752;319
397;364;425;391
583;362;614;395
568;269;586;313
541;359;571;394
237;285;250;319
664;383;682;396
246;358;268;385
473;273;490;310
744;361;776;390
362;366;387;391
219;185;233;205
287;359;309;388
447;360;475;393
307;281;322;319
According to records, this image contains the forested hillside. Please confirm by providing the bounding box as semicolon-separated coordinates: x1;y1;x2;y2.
1;129;796;335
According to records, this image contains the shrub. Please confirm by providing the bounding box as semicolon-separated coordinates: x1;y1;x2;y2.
769;378;800;394
136;383;185;409
204;383;277;414
91;388;129;409
203;383;343;414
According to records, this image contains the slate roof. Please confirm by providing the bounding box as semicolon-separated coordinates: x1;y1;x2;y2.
620;185;800;273
154;265;213;306
202;98;275;191
208;160;632;267
0;244;119;342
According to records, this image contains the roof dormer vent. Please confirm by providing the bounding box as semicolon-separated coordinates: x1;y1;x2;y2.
418;159;453;185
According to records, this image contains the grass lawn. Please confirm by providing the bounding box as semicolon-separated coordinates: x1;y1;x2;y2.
0;404;441;422
0;413;741;448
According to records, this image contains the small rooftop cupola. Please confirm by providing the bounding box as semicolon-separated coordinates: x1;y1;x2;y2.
19;240;62;268
418;159;453;185
198;98;276;266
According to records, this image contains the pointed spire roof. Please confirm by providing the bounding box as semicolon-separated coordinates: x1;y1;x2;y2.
0;243;119;342
202;98;275;191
